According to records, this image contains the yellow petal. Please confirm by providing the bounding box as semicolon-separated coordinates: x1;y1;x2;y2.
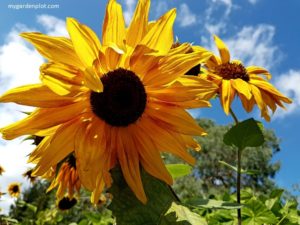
0;101;89;140
33;118;82;176
220;79;235;115
147;76;216;107
102;0;126;48
118;128;147;203
91;175;106;204
213;35;230;63
67;17;101;68
260;90;277;113
231;78;252;100
246;66;271;80
126;0;150;48
101;45;124;71
250;84;270;121
0;84;75;107
133;125;173;186
143;51;212;86
238;93;255;113
146;103;205;136
75;118;106;190
138;117;196;165
129;45;162;80
83;67;103;93
140;9;176;54
249;78;292;104
20;32;83;69
40;63;88;96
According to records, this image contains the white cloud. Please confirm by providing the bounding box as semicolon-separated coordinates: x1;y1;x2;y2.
207;24;279;70
155;1;168;18
202;0;236;36
36;14;68;37
274;70;300;118
122;0;136;25
205;22;226;35
177;3;197;27
0;14;67;214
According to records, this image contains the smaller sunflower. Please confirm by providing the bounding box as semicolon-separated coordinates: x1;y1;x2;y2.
0;165;4;176
46;154;81;200
23;168;37;183
203;35;292;121
8;183;21;198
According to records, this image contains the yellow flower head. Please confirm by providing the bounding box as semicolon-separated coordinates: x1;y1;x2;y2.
8;182;21;198
0;165;5;176
46;155;81;200
0;0;217;204
203;35;292;121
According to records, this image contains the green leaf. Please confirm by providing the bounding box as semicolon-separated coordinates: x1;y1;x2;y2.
187;199;242;210
108;167;205;225
166;164;192;179
242;198;278;225
161;202;207;225
207;209;236;225
223;118;264;150
265;189;284;211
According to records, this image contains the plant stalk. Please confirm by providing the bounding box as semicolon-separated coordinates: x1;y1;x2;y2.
229;108;242;225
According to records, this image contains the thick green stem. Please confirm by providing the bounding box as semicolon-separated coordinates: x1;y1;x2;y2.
229;108;242;225
237;147;242;225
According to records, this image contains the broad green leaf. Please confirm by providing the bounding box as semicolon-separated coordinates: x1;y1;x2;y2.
187;199;242;210
265;189;284;211
166;164;192;179
161;202;207;225
108;167;205;225
242;198;278;225
223;118;264;150
207;210;236;225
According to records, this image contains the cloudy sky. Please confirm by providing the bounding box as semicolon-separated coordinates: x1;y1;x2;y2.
0;0;300;213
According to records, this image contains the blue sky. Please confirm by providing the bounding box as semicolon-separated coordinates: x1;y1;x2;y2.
0;0;299;211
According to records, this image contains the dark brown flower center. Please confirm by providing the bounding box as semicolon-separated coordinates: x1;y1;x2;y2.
90;68;147;127
58;197;77;210
67;154;76;169
12;185;19;193
214;62;249;82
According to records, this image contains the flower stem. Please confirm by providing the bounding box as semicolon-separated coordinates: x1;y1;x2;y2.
229;108;242;225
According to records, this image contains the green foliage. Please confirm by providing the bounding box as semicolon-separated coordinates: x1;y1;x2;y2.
166;164;192;179
8;180;114;225
108;166;206;225
223;118;264;150
194;189;300;225
170;119;281;199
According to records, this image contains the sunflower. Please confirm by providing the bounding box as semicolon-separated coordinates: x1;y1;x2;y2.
0;0;217;203
202;35;292;121
8;183;21;198
0;165;4;176
46;154;81;200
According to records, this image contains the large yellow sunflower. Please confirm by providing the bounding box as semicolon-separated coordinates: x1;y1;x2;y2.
0;0;217;203
203;35;292;121
8;183;21;198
